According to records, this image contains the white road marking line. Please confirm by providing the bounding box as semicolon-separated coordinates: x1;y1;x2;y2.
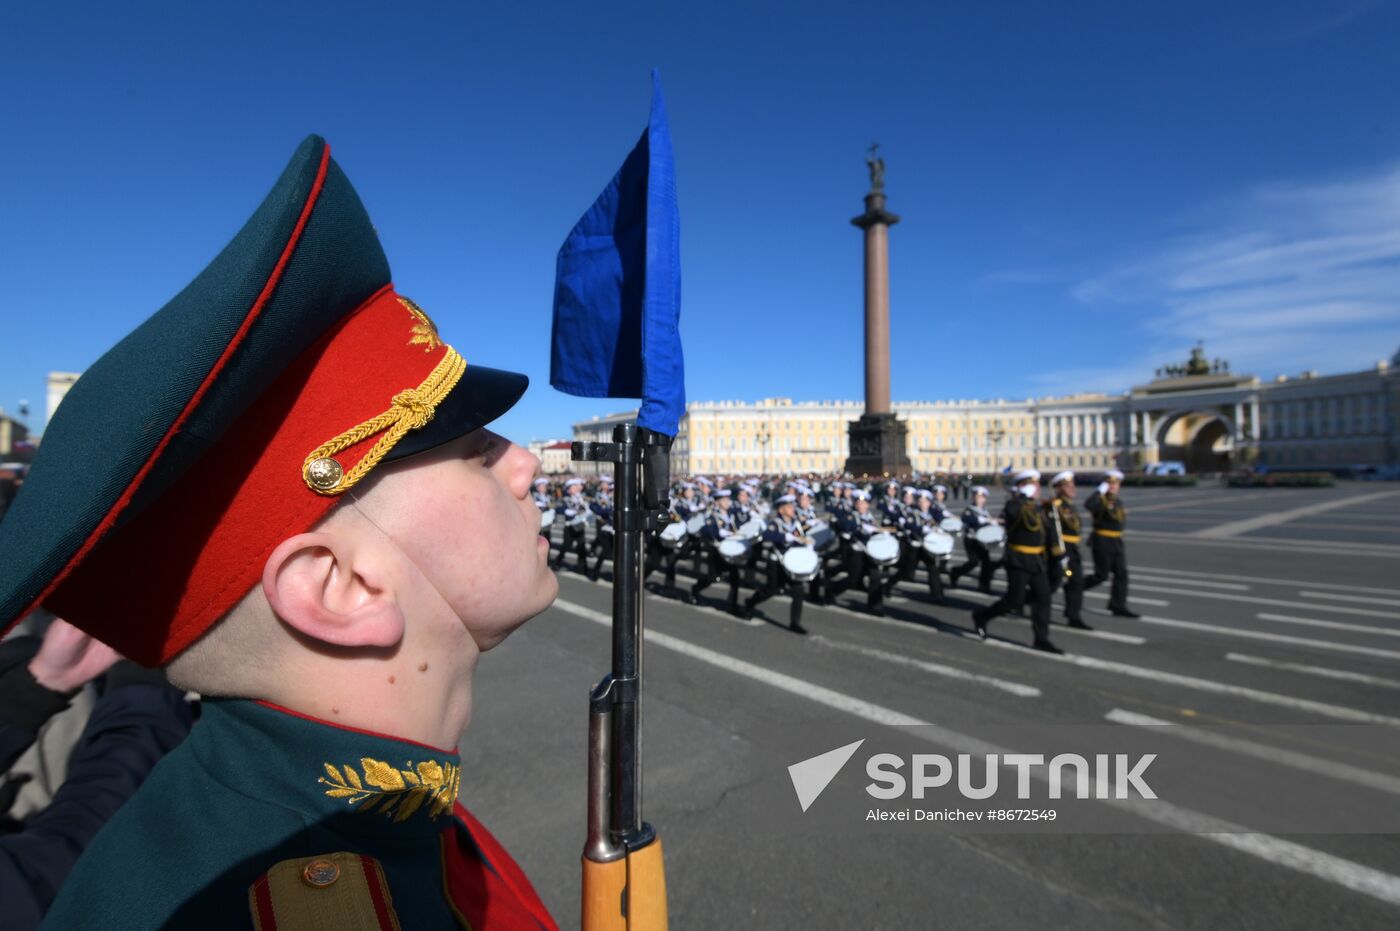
1139;616;1400;662
1226;653;1400;691
1194;489;1400;538
1105;708;1400;798
553;598;928;726
562;572;764;626
1084;590;1171;607
1129;531;1399;559
1127;492;1274;513
808;635;1041;697
1134;564;1400;597
1133;575;1250;591
1125;584;1400;620
895;582;1169;610
553;598;1400;909
984;634;1400;725
1256;612;1400;639
1302;591;1400;609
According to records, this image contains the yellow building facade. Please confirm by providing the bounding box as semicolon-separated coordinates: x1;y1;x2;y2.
570;354;1399;477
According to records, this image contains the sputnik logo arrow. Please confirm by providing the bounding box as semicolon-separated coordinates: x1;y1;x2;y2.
788;739;865;812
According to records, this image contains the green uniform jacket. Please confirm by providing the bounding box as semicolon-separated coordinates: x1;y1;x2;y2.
43;699;556;930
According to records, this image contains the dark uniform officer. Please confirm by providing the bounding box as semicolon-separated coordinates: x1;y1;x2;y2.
949;485;1000;593
1082;468;1140;618
743;495;813;634
0;137;556;929
1044;470;1092;630
971;470;1063;654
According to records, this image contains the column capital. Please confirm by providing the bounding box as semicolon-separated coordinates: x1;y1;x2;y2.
851;192;901;229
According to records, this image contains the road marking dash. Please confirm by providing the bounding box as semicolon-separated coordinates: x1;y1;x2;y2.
1106;708;1400;797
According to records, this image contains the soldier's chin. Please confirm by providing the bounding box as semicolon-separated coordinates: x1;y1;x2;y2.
502;573;559;646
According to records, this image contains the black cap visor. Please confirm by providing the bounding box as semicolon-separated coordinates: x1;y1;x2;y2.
382;364;529;464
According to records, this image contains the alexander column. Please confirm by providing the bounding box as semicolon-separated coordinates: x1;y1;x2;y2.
845;144;911;478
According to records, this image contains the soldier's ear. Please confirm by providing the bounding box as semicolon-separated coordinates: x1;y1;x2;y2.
262;531;406;650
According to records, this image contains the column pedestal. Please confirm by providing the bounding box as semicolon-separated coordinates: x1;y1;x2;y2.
846;413;911;479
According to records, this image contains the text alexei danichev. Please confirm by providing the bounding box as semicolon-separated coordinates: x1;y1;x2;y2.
866;808;1059;822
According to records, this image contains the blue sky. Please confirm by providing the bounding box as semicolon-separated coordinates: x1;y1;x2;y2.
3;1;1399;443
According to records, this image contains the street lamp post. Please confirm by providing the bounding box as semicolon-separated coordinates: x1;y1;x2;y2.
756;423;772;476
986;419;1007;482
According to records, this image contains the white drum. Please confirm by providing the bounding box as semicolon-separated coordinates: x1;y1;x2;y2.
974;524;1006;547
659;520;688;548
922;529;955;557
568;509;594;527
717;537;751;565
781;545;821;582
738;518;765;539
939;516;964;534
686;514;707;534
866;532;901;566
539;508;556;530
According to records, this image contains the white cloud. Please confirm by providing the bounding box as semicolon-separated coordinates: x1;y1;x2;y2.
1069;164;1400;382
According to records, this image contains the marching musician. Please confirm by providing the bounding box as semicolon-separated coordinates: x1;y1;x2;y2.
932;483;951;514
742;494;813;634
906;488;949;605
1082;468;1140;617
892;485;919;583
1044;471;1092;629
588;475;615;581
690;489;745;616
878;479;903;527
970;469;1063;653
671;481;704;591
552;476;594;579
796;487;819;524
533;476;553;544
643;484;690;596
830;490;888;616
732;484;755;525
949;486;1000;594
731;484;764;585
827;481;851;518
693;475;715;510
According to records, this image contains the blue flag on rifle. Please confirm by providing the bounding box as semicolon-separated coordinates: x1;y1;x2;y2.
550;70;684;437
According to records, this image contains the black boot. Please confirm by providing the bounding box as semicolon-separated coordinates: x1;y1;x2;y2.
1111;607;1141;618
1066;617;1094;630
1033;639;1064;655
970;608;989;640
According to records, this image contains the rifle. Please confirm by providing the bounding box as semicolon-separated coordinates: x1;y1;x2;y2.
1048;497;1071;582
574;424;671;930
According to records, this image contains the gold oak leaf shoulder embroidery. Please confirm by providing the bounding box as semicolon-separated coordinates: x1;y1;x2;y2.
319;757;462;822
